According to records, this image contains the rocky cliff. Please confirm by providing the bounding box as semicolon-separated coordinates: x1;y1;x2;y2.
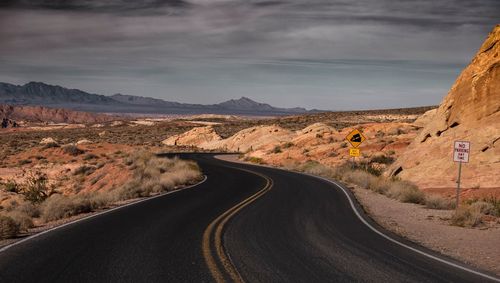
389;25;500;190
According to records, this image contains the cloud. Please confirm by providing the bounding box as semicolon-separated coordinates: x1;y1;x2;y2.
0;0;498;109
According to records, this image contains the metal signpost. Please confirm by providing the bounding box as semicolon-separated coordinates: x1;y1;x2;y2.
453;141;470;209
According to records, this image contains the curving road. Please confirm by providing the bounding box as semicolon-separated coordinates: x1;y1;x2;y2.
0;154;498;282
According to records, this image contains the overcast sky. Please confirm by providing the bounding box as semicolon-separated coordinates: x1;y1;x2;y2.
0;0;498;110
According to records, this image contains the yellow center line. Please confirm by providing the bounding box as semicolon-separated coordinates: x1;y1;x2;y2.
202;167;273;283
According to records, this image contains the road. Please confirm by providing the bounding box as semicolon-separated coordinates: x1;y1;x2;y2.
0;154;497;282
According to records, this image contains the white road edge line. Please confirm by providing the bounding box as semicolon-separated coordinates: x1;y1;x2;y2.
306;173;500;282
0;175;208;254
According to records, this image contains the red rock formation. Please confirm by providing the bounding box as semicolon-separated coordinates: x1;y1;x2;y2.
389;25;500;190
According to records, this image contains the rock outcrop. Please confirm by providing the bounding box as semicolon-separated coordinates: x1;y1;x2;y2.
204;125;295;152
162;126;222;147
389;25;500;189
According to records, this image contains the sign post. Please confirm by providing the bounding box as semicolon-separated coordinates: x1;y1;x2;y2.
453;141;470;209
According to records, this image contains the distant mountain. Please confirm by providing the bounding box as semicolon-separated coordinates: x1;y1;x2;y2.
0;82;311;115
0;82;115;105
216;97;307;113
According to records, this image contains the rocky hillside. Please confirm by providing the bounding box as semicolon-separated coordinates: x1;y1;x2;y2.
0;104;115;124
389;25;500;189
0;82;311;115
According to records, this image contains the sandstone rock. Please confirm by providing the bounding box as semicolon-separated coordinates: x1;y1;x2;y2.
40;137;57;145
162;126;222;147
389;25;500;189
76;139;93;145
204;125;294;152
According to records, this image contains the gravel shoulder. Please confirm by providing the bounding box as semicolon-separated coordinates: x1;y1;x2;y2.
352;187;500;276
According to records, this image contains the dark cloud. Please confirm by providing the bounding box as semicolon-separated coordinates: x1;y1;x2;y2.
0;0;189;11
0;0;498;109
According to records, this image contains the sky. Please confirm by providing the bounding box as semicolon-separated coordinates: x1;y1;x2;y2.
0;0;498;110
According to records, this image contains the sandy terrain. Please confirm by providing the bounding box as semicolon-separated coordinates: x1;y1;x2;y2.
353;187;500;275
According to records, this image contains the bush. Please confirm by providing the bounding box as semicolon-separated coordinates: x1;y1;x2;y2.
370;155;395;165
83;153;98;161
73;165;96;176
43;142;60;149
5;211;34;231
272;146;282;154
0;215;20;239
387;181;425;204
1;180;20;193
111;152;203;201
283;142;294;149
425;194;454;210
63;145;85;156
451;206;483;227
41;194;96;222
245;157;265;164
21;171;51;204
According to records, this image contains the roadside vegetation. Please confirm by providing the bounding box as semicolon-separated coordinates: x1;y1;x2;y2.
0;151;202;240
275;159;498;228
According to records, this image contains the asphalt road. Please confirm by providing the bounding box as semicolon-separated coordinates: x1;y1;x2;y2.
0;154;498;283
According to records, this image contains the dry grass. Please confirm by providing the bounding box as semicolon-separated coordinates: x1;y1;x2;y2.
0;215;19;240
425;194;454;210
0;152;202;238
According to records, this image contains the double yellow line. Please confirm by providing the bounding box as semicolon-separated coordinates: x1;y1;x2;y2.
202;168;273;283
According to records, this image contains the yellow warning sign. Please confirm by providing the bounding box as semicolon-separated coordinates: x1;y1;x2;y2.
349;148;360;157
345;129;366;148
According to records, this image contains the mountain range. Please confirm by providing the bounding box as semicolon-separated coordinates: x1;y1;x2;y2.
0;82;310;115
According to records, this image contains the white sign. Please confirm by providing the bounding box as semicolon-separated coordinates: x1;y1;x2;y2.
453;141;470;163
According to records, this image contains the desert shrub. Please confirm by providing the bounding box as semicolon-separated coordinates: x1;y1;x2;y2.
470;201;495;216
245;157;265;164
368;178;391;194
425;194;454;210
73;165;96;176
43;142;60;149
19;159;32;165
370;155;395;165
83;153;98;161
349;161;383;176
63;145;85;156
41;194;96;222
387;181;425;204
482;197;500;216
0;215;20;239
451;206;483;227
343;170;377;189
111;152;202;201
303;162;333;176
4;211;34;231
21;171;51;204
272;146;282;154
283;142;294;149
1;180;20;193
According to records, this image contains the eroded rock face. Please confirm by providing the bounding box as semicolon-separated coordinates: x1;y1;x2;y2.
162;126;222;147
204;125;295;152
390;25;500;189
